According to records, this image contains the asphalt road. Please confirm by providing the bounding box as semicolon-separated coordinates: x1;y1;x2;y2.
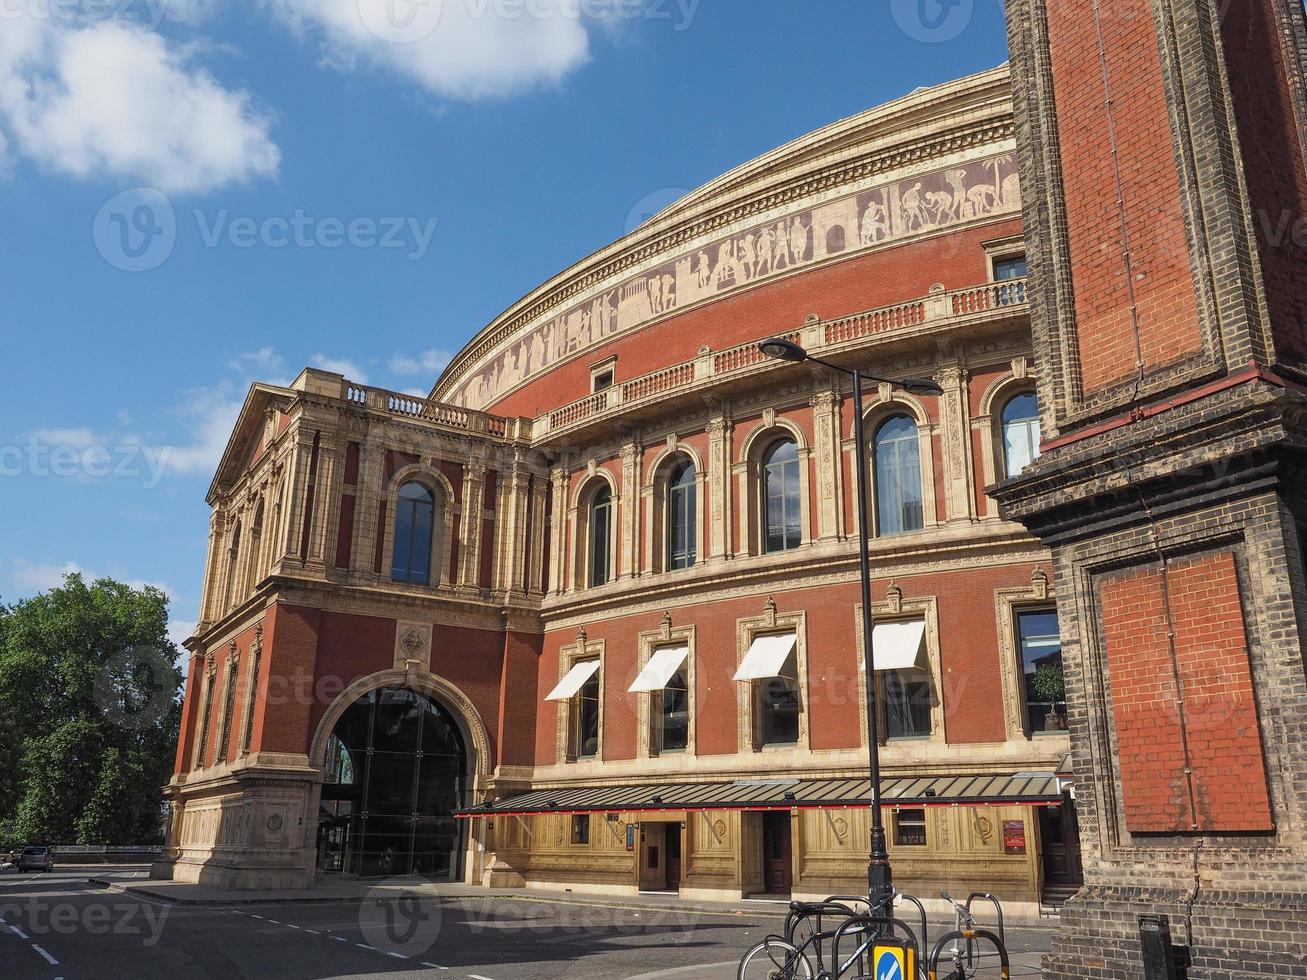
0;871;1049;978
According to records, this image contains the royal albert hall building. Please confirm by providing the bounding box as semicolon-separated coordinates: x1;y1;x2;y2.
158;65;1081;912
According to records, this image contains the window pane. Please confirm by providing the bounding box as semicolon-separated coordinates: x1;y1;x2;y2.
576;671;601;757
884;669;932;738
875;416;923;535
1018;609;1065;733
661;670;689;751
668;464;697;570
763;441;801;553
1002;393;1041;478
392;483;435;584
591;489;611;586
759;654;800;745
894;808;928;846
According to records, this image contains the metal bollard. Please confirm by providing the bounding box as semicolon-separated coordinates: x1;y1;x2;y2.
1139;914;1179;980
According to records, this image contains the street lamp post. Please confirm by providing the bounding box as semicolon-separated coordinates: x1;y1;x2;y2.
757;336;942;916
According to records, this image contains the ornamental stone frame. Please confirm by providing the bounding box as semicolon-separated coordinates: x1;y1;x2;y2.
853;588;946;749
643;442;708;576
381;463;459;589
554;631;607;765
735;600;810;754
735;418;813;558
239;623;264;756
993;570;1063;744
635;616;697;759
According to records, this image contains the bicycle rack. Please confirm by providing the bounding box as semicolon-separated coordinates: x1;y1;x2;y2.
928;928;1010;980
964;892;1005;952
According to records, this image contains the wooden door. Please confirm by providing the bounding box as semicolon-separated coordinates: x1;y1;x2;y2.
665;824;682;892
638;825;663;891
762;812;792;895
1039;798;1084;887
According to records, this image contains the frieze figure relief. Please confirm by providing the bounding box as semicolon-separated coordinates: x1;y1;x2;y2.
448;153;1019;410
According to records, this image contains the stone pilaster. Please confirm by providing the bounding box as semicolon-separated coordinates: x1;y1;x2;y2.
706;413;733;560
459;458;487;589
934;363;976;525
619;439;640;579
548;467;568;595
810;387;843;541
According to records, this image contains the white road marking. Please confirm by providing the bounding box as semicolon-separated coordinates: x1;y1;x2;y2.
384;951;408;959
356;943;376;951
265;919;281;925
10;924;30;939
469;974;496;980
333;935;348;942
422;963;449;970
285;923;300;930
31;944;59;965
304;929;320;935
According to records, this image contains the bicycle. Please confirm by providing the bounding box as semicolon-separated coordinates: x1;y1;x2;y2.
926;892;1009;980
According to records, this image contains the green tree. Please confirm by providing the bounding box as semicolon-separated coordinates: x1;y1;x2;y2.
0;574;182;848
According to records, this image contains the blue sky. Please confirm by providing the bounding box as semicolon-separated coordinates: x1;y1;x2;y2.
0;0;1010;647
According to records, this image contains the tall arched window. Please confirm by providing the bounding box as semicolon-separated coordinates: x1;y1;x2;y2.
1001;392;1041;478
874;415;924;535
245;499;265;592
224;522;242;611
667;460;697;570
392;482;436;584
589;485;613;587
763;439;802;553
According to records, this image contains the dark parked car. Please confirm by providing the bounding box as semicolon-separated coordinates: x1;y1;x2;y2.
17;846;54;872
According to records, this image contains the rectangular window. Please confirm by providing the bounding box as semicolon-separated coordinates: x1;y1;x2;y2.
993;255;1028;305
658;670;690;752
592;370;614;392
893;808;928;847
758;652;800;746
883;669;932;739
574;667;601;758
1017;609;1066;734
571;814;590;845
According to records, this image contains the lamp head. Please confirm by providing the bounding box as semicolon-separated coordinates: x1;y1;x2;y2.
758;337;809;363
899;377;944;397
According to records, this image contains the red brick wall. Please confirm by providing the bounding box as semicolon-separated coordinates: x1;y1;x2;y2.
334;494;356;569
1100;551;1273;834
1220;0;1307;361
533;562;1048;765
1046;0;1203;392
486;221;1019;418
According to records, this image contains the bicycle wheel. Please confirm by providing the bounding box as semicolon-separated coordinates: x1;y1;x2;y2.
737;938;815;980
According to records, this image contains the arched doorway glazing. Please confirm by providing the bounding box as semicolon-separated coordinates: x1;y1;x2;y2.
317;687;467;878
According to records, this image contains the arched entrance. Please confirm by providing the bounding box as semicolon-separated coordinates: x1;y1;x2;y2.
316;687;468;879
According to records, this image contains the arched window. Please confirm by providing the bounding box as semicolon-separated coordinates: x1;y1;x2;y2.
874;415;924;535
667;460;697;570
589;485;613;587
762;439;802;553
1001;392;1041;478
246;499;265;592
392;482;436;584
224;522;242;611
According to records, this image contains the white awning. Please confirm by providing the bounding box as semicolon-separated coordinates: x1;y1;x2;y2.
862;620;927;671
733;632;797;681
544;660;601;702
628;645;689;693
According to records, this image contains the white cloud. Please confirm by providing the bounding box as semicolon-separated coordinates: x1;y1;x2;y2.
229;346;285;376
29;426;98;449
0;14;279;194
388;348;450;376
273;0;591;100
309;353;367;382
157;385;245;476
9;559;172;597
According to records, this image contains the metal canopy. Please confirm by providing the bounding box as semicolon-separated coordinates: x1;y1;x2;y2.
455;770;1066;818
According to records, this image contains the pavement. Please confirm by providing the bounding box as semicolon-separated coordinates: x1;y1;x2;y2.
0;867;1051;978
